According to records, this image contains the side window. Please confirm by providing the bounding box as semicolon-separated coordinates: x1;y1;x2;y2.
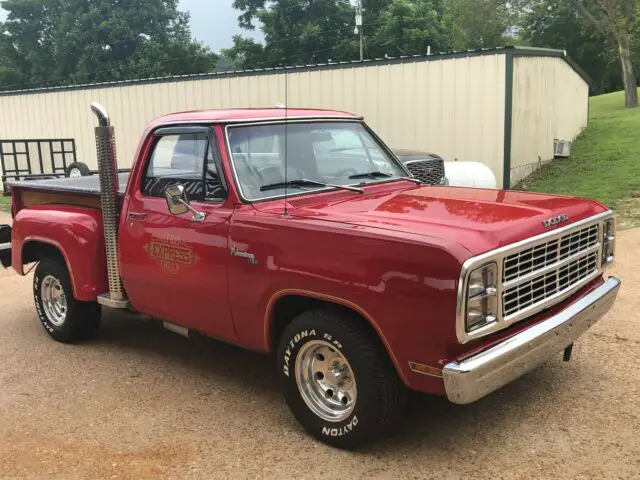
143;132;226;201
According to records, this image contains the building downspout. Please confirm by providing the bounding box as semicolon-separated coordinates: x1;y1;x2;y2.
502;50;514;190
91;102;129;309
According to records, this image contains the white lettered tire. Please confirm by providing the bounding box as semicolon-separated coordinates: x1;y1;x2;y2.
34;258;101;343
277;309;407;449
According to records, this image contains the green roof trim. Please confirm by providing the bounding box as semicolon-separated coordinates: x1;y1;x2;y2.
507;46;592;85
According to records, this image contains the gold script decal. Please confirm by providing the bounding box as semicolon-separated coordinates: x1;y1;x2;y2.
143;233;200;274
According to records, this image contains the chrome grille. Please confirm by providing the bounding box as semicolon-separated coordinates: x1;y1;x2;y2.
405;159;445;185
503;251;598;317
457;212;614;344
504;224;599;282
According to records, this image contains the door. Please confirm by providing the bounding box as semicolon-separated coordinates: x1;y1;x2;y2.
119;126;237;341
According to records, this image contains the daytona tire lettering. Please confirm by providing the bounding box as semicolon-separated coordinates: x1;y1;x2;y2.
282;329;316;377
321;416;359;437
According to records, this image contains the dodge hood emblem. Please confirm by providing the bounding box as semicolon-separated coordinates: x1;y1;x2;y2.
543;214;569;228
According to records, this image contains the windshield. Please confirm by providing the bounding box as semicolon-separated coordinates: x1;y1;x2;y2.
227;121;407;200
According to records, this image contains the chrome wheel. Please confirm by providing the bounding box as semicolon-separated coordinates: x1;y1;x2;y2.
41;275;67;326
295;340;357;422
68;168;82;178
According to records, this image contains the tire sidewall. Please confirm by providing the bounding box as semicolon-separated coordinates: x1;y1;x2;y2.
278;316;376;445
66;162;91;178
34;259;74;336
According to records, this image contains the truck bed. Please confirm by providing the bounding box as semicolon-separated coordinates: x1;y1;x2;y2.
6;173;129;210
6;172;129;198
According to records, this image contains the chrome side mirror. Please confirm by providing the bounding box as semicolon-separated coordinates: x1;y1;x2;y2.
163;184;206;222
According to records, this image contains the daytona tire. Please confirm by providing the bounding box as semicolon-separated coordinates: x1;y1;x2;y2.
34;258;101;343
277;309;407;449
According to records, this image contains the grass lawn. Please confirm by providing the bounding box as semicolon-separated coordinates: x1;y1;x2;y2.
517;88;640;229
0;195;10;213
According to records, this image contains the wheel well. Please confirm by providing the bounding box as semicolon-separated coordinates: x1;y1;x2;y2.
269;294;385;353
23;241;65;266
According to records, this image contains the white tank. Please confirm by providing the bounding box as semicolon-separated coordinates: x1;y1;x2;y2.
444;162;497;189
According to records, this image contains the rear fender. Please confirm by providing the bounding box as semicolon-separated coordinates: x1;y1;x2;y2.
12;206;108;301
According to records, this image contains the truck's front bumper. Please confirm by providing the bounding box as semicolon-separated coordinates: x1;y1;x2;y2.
443;276;621;404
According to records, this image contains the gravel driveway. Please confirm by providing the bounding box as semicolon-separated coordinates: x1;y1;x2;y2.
0;209;638;479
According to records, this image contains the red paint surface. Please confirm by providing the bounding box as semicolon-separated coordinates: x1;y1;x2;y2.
11;204;108;301
9;110;610;395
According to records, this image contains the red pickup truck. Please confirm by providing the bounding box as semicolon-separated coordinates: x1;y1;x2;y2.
0;104;621;449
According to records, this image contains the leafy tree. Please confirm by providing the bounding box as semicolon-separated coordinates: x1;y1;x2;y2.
0;0;218;90
369;0;452;57
519;1;624;94
227;0;516;69
228;0;358;68
222;35;267;69
443;0;514;50
568;0;638;107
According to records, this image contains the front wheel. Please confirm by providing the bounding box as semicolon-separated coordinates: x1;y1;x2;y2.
34;258;101;343
277;310;407;449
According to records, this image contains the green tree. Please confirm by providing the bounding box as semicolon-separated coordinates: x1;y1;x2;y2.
228;0;358;68
444;0;514;50
0;0;218;90
222;35;267;69
519;0;624;94
369;0;452;57
568;0;639;107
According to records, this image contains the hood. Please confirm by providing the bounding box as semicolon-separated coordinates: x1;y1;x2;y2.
282;184;608;257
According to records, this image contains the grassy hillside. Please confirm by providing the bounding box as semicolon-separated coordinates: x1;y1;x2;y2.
517;89;640;229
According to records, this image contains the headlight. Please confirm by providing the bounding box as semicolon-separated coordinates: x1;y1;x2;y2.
602;218;616;267
466;263;498;332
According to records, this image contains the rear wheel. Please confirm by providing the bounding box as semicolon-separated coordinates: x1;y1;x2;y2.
277;309;407;449
33;258;101;343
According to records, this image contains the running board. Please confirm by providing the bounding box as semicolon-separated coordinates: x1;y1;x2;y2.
97;293;130;309
162;321;189;338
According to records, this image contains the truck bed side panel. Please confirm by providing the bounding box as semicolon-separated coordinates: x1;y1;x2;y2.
12;206;108;301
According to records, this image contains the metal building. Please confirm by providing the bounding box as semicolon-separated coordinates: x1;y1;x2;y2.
0;46;589;189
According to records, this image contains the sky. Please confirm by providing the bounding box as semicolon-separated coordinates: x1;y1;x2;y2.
0;0;263;52
182;0;263;50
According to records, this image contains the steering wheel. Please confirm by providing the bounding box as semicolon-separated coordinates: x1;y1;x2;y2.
332;168;360;179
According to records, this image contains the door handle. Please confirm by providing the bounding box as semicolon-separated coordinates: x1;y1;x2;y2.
127;211;147;220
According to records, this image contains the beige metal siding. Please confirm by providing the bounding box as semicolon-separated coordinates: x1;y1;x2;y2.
0;54;506;183
510;56;589;185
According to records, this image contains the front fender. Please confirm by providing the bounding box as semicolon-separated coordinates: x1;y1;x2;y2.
12;206;108;301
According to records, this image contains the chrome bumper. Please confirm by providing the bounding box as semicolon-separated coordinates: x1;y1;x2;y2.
443;276;621;404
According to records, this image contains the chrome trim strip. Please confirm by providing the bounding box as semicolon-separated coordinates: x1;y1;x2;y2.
444;276;621;404
456;211;614;343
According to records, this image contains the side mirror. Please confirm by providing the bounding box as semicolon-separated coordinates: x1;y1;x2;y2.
164;184;190;215
163;184;206;222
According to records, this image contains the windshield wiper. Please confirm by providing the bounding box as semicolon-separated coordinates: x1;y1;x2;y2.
349;171;423;185
260;179;364;194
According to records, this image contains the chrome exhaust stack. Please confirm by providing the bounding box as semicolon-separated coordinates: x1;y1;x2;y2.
91;102;129;309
